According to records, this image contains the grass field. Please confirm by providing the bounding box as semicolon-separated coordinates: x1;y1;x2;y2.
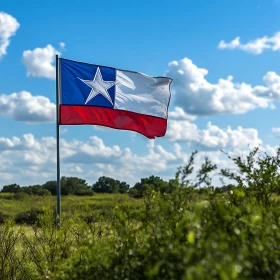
0;192;141;221
0;189;280;279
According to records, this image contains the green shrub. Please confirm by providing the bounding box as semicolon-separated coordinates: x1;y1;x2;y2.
15;208;44;225
0;220;28;279
51;189;280;280
74;189;95;196
0;212;9;224
14;192;29;201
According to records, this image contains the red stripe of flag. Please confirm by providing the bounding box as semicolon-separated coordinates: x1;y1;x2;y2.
60;105;167;139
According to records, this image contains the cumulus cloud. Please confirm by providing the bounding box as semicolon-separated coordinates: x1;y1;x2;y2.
168;107;197;121
0;91;55;123
167;119;261;150
22;44;63;79
0;12;20;58
0;134;181;186
218;32;280;54
165;58;280;116
0;125;267;187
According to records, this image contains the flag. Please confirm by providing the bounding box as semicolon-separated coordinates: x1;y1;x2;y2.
59;58;172;139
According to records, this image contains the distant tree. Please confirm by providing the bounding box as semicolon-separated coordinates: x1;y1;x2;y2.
119;182;130;194
43;181;57;195
43;178;92;196
129;176;169;198
5;184;52;196
92;176;129;194
33;188;51;196
61;177;91;195
92;176;119;193
1;184;21;193
214;184;236;193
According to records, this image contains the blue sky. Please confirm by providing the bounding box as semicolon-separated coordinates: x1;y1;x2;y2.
1;0;280;187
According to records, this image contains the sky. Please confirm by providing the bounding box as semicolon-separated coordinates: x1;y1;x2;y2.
1;0;280;188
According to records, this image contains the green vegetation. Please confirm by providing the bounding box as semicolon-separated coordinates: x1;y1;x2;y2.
1;147;280;279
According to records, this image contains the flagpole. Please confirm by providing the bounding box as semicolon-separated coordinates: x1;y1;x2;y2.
56;54;61;227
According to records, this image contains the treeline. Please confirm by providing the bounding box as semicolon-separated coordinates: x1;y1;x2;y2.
3;146;279;202
0;174;237;199
0;165;240;199
1;176;127;196
0;175;180;197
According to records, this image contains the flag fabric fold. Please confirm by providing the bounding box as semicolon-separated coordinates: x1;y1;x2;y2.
59;58;172;139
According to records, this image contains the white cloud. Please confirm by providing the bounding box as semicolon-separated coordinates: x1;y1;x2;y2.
165;58;280;116
0;133;181;186
0;127;267;188
272;127;280;137
218;32;280;54
168;107;197;121
0;12;20;58
22;44;62;79
167;119;199;143
167;119;261;150
59;42;65;49
0;91;55;123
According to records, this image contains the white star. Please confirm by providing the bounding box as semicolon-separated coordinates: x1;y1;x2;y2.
77;67;115;105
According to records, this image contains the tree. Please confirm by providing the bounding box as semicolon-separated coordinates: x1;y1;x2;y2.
119;182;130;194
129;176;169;198
43;178;93;196
61;177;91;195
92;176;119;193
33;188;51;196
43;181;57;195
1;184;21;193
92;176;129;194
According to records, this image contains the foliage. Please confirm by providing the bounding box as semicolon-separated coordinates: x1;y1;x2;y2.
0;148;279;279
176;150;198;186
52;189;280;280
0;211;9;224
221;146;280;206
21;185;51;196
1;176;129;196
14;192;30;201
1;183;21;193
129;175;171;198
0;220;28;279
15;208;45;225
42;180;57;195
92;176;129;194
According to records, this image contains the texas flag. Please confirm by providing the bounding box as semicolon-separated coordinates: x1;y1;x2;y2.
59;58;172;139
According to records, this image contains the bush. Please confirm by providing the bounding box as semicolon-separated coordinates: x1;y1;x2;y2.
0;212;9;224
14;192;29;201
221;147;280;206
74;189;95;196
15;208;44;225
35;188;51;196
0;220;28;279
1;183;21;193
51;189;280;280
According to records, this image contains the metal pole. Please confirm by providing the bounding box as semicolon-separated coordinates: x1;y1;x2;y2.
56;55;61;227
